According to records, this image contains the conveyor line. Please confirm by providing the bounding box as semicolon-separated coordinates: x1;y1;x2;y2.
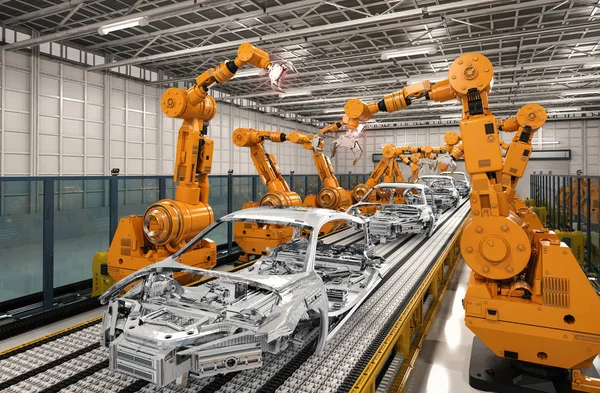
0;200;469;393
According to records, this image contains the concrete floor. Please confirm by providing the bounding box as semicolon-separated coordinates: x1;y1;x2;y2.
404;259;479;393
3;259;599;392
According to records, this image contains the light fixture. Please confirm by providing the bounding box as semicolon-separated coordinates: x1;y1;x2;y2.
583;62;600;68
381;45;437;61
560;88;600;96
98;16;149;35
428;0;496;13
547;107;582;112
279;89;312;98
428;100;459;106
323;108;343;113
532;141;560;145
440;114;462;119
407;72;447;85
233;68;265;78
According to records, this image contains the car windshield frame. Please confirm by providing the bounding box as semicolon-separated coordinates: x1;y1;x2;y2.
417;176;456;189
173;212;362;273
441;172;468;183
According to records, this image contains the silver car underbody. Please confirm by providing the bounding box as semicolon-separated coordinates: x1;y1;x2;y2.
100;207;385;387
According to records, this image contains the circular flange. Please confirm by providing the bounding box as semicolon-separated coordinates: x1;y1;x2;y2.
448;53;494;97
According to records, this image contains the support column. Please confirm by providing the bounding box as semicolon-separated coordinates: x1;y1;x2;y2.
43;179;55;310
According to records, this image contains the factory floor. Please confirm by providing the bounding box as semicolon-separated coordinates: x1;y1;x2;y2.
404;259;479;393
3;260;599;392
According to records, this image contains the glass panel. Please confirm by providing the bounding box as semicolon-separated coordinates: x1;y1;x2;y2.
232;176;252;211
54;179;109;288
118;178;159;218
254;176;268;200
349;175;359;189
166;178;176;200
208;177;228;246
307;175;319;196
292;175;307;200
0;181;43;302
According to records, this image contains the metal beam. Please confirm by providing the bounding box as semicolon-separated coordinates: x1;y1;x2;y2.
88;0;514;72
3;0;208;51
86;0;327;51
4;0;94;25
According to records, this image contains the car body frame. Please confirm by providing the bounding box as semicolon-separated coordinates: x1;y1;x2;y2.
100;207;386;387
347;183;440;242
440;171;471;197
415;175;461;208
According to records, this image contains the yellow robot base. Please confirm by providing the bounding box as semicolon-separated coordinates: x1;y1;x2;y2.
108;215;216;285
465;234;600;392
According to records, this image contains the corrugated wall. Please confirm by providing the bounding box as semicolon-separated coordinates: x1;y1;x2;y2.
0;51;319;177
334;120;600;180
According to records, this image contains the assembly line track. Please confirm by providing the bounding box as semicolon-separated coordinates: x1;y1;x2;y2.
0;200;470;393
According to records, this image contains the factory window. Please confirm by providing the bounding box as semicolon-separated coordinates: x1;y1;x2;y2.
16;31;31;41
66;47;80;62
40;42;50;54
94;55;104;65
51;43;61;57
4;28;15;44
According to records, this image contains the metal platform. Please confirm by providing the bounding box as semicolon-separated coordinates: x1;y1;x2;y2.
0;200;470;393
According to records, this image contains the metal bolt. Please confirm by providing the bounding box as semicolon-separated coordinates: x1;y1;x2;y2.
466;246;473;253
476;226;483;233
517;244;525;251
506;265;513;272
452;75;457;80
501;225;509;232
461;85;466;90
491;202;497;208
473;56;478;61
484;68;490;72
483;266;489;273
474;210;480;215
458;60;463;65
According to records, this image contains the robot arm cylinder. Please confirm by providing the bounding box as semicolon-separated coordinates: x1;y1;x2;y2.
232;128;301;207
286;131;351;210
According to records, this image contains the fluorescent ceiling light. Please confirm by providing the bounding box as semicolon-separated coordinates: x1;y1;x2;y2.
233;68;265;79
98;16;148;35
532;141;560;145
583;62;600;68
547;107;582;112
560;88;600;96
381;45;437;61
407;72;447;85
428;0;496;13
428;101;458;106
323;108;343;113
279;90;312;98
440;114;462;119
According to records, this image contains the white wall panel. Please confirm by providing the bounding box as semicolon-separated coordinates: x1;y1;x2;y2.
334;121;600;197
1;51;319;176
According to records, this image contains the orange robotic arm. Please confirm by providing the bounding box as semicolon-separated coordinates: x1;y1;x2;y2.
232;128;302;207
285;131;352;210
351;144;407;201
107;43;282;282
497;104;547;202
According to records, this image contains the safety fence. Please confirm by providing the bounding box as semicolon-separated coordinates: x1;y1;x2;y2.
530;174;600;279
0;173;369;313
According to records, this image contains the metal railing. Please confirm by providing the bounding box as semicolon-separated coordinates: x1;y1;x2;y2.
0;173;369;310
530;173;600;277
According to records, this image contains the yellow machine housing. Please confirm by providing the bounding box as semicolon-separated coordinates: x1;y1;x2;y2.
346;52;600;389
106;43;278;283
